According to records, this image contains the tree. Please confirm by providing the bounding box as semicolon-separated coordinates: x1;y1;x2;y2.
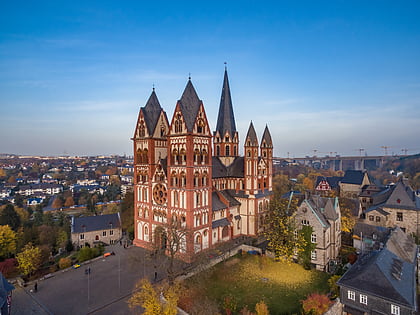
64;196;74;208
263;196;305;262
0;225;17;258
128;278;179;315
52;196;63;209
328;275;340;299
58;257;71;269
301;293;331;315
339;198;356;233
0;204;21;231
16;243;42;277
153;217;188;285
255;301;270;315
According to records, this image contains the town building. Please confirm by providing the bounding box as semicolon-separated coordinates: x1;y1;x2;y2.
71;213;122;248
362;178;420;236
132;69;273;260
338;227;418;315
294;195;341;271
339;170;371;198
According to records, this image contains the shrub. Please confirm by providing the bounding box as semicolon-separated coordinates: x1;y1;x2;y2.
0;258;17;277
301;293;331;315
255;301;270;315
58;257;72;269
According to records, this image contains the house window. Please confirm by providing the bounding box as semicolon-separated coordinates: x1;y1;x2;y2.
396;212;403;221
391;304;400;315
369;215;374;221
347;290;355;301
360;294;367;305
302;219;310;226
375;216;381;222
311;233;317;243
103;231;106;236
110;230;114;235
311;251;316;260
80;234;84;240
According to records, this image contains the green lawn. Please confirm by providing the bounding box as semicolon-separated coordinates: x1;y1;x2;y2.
181;254;330;314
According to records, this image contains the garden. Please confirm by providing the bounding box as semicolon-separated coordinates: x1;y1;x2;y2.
178;253;331;314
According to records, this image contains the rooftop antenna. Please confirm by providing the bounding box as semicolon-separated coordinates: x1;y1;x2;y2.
152;83;155;92
188;72;191;80
224;61;227;70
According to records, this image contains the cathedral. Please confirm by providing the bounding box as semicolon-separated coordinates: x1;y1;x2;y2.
132;69;273;260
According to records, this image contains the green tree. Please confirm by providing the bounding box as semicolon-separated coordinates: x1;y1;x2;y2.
16;243;42;276
0;204;21;231
264;196;305;262
0;225;17;258
328;275;340;299
77;246;98;262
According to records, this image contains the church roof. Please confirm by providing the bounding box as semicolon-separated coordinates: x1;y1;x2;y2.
245;121;258;146
212;156;244;178
261;125;273;147
215;69;236;137
141;90;163;135
178;79;203;132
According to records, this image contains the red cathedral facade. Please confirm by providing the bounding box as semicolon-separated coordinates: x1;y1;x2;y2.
132;69;273;260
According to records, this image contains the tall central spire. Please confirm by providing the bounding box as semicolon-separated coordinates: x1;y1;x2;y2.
215;68;236;137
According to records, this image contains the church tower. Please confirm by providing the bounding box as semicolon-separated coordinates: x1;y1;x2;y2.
213;68;239;166
166;79;213;260
260;125;273;192
244;122;259;195
132;89;169;248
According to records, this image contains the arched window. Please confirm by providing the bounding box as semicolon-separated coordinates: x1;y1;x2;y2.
197;119;205;134
136;149;142;164
233;146;237;156
226;145;230;156
202;171;208;186
194;149;200;164
139;121;146;137
202;149;208;164
194;171;200;187
175;114;182;133
172;149;178;165
216;145;220;156
143;149;148;164
222;226;229;238
160;125;165;137
180;148;186;164
180;172;186;187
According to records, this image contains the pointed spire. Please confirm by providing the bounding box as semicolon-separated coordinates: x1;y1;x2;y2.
245;121;258;147
178;79;202;132
215;67;236;137
142;89;163;135
261;125;273;148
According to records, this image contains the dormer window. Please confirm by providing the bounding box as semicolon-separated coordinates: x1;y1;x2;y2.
397;199;401;204
225;136;229;142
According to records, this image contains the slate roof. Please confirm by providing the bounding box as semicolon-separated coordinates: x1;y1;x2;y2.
178;79;203;132
338;228;418;310
315;176;343;189
212;156;244;178
341;170;366;185
260;125;273;147
219;190;241;206
353;222;390;245
212;191;228;211
212;218;230;228
72;213;121;233
245;121;258;146
215;69;237;137
141;90;164;135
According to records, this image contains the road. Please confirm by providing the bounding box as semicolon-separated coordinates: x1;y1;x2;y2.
12;244;170;315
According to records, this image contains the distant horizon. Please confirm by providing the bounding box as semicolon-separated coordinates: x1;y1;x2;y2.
1;1;419;157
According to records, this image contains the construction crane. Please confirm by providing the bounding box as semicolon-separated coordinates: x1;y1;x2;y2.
381;146;391;156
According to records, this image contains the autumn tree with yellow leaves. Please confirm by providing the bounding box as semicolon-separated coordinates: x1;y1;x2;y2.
16;243;42;277
263;196;306;262
0;225;17;258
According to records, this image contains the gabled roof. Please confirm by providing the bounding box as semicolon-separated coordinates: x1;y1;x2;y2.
72;213;121;233
384;179;420;209
338;228;418;309
260;125;273;148
212;191;228;211
341;170;366;185
245;121;258;147
141;90;164;135
215;69;237;137
219;190;241;206
315;176;343;189
178;79;203;132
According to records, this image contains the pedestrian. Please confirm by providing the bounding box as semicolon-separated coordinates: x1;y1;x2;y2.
34;282;38;292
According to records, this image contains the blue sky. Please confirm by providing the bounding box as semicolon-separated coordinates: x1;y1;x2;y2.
1;1;420;157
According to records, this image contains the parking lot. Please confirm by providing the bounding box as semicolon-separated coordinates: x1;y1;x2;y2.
12;243;168;315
